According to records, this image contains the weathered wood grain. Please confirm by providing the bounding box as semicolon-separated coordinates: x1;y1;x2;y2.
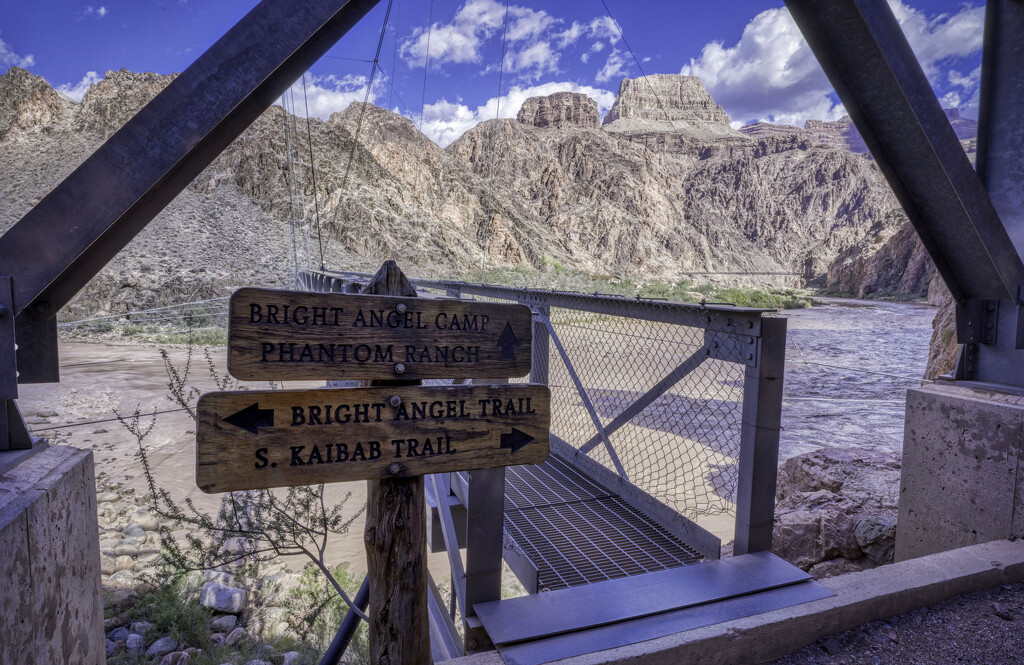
364;259;429;665
226;288;533;381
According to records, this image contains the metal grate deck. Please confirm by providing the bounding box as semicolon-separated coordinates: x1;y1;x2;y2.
503;457;705;591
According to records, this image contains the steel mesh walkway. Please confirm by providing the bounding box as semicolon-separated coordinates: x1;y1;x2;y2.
503;456;705;591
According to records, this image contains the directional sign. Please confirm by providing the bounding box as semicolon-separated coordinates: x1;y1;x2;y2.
226;288;534;381
195;384;550;493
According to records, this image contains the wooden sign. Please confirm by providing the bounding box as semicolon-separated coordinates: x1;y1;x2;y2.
196;383;550;493
226;288;533;381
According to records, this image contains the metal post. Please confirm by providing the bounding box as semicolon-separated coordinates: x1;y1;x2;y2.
734;316;787;555
318;576;370;665
461;379;507;653
530;306;549;386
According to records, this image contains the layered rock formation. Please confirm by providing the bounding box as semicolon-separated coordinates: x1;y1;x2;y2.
517;92;599;129
0;67;928;318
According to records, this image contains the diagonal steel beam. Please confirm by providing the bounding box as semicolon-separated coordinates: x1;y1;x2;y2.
578;348;708;455
784;0;1024;304
0;0;381;380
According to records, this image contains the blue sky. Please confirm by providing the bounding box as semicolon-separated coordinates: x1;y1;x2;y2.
1;0;984;146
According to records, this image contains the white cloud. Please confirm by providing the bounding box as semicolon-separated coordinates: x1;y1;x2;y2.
84;5;109;18
595;49;627;84
400;0;555;69
285;73;384;120
888;0;983;79
417;81;615;147
57;71;102;101
0;32;34;68
948;65;981;91
680;1;984;127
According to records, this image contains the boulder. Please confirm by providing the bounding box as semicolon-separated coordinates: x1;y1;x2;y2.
855;515;897;564
281;651;301;665
104;639;117;658
200;582;247;614
107;627;129;642
125;634;144;654
160;652;190;665
123;523;147;539
130;621;153;636
772;505;861;570
773;447;901;571
146;636;179;658
225;626;246;646
210;615;237;632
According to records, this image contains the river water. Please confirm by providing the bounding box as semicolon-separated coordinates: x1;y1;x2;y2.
778;298;936;461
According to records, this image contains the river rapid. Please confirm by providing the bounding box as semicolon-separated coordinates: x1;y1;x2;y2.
778;297;936;461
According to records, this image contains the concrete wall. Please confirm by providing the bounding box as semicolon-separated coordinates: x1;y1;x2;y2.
896;382;1024;561
0;445;104;664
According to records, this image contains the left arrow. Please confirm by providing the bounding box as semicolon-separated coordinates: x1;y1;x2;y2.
223;403;275;434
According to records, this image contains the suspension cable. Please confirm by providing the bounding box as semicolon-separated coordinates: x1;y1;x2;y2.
301;74;326;269
418;0;435;131
320;0;395;265
479;0;512;282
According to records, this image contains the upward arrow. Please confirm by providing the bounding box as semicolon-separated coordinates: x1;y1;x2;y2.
224;403;275;434
498;322;519;360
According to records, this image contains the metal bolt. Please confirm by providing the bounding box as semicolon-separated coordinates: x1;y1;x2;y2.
467;640;479;650
0;304;7;318
396;303;408;314
35;301;50;314
987;303;997;312
394;362;407;375
389;395;401;407
388;462;401;475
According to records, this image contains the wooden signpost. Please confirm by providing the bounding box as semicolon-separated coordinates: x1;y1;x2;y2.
195;384;550;493
196;261;549;665
227;287;533;381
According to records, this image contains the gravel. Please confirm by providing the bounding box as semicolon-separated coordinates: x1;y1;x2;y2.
770;582;1024;665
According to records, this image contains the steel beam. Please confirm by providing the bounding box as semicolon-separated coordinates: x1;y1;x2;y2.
950;0;1024;386
734;317;787;555
0;0;381;380
784;0;1024;303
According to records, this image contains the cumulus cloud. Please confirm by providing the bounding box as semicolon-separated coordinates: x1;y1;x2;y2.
417;81;615;147
84;5;109;18
680;0;984;126
57;71;102;101
285;73;384;120
400;0;561;81
0;32;34;68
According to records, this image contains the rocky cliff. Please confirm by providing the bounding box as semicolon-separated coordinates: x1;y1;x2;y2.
0;67;922;318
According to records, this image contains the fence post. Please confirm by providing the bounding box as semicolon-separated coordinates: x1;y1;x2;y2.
531;306;549;386
733;315;787;555
461;377;507;653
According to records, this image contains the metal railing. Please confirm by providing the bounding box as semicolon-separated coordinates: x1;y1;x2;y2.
299;269;787;651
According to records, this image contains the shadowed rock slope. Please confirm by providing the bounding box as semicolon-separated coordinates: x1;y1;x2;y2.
0;67;929;318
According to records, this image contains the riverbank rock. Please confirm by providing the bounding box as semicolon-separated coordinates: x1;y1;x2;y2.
201;582;247;614
773;447;901;574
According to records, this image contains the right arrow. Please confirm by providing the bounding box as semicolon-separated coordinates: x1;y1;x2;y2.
500;428;534;454
223;403;275;434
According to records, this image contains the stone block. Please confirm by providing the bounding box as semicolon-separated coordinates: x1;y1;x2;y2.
0;446;104;665
896;384;1024;561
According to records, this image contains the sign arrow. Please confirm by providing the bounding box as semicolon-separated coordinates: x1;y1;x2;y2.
500;428;534;454
223;403;275;434
498;322;519;360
